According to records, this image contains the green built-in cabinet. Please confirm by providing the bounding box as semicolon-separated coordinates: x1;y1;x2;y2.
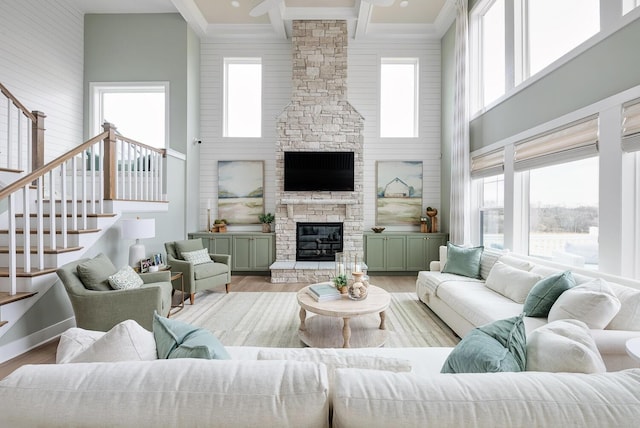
364;232;448;272
188;232;275;272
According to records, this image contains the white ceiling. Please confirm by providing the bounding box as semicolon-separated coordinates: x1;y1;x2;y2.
72;0;455;39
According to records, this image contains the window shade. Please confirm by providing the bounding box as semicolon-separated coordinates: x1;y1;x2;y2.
471;149;504;178
514;115;599;171
622;98;640;153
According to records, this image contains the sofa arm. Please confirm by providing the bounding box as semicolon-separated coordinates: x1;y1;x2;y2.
210;253;231;266
429;261;442;272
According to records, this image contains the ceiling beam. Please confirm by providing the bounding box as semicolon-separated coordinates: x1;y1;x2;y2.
354;0;373;40
170;0;208;37
268;1;287;40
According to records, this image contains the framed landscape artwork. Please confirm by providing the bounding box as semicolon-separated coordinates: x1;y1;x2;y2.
218;160;264;224
376;161;423;225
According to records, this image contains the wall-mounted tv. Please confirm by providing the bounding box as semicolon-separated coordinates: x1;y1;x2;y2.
284;151;354;191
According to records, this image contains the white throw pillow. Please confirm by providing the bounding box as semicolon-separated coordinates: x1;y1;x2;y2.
606;283;640;330
498;255;535;271
479;247;507;280
548;278;621;329
65;320;157;363
485;261;543;304
56;328;105;364
526;319;606;373
181;248;212;265
108;265;143;290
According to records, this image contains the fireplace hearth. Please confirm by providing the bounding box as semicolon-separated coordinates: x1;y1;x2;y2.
296;222;343;261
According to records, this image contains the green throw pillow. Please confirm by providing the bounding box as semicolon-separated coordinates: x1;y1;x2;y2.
441;314;526;373
523;271;576;318
153;312;230;360
76;253;118;291
442;243;484;279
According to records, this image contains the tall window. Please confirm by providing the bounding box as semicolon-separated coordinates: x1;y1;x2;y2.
224;58;262;138
480;175;505;249
526;0;599;76
528;157;599;267
479;0;506;107
91;83;167;148
380;58;419;138
624;0;640;14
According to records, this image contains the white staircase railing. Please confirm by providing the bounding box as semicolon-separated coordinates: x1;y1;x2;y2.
0;122;167;295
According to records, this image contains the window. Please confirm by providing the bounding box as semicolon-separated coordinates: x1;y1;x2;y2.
478;0;506;107
624;0;640;15
526;0;600;76
91;83;167;148
480;175;505;249
380;58;419;138
224;58;262;138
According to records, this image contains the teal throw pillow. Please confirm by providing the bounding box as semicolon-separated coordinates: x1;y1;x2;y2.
441;314;526;373
153;312;230;360
442;243;484;279
76;253;118;291
523;271;576;318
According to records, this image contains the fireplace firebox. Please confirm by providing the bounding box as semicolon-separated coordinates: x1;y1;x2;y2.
296;222;343;261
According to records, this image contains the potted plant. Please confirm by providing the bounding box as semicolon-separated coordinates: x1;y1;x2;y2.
332;274;348;294
213;218;227;233
258;212;275;233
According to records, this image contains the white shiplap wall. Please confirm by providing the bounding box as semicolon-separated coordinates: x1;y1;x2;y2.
199;35;441;231
0;0;84;161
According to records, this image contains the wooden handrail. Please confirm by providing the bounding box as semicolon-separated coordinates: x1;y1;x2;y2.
0;82;36;122
116;133;167;157
0;131;108;200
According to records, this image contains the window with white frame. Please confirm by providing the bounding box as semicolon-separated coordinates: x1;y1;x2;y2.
224;58;262;138
471;0;600;112
624;0;640;14
526;0;600;77
471;149;505;249
514;116;600;267
91;83;167;148
380;58;419;138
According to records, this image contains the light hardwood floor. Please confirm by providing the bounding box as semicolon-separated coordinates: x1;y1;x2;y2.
0;274;419;380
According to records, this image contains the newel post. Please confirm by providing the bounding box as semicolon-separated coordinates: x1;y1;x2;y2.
31;110;46;171
102;122;117;200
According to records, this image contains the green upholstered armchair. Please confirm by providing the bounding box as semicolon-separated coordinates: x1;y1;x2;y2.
165;238;231;304
57;256;173;332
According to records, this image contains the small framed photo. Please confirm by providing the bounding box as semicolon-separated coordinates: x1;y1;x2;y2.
153;253;163;267
140;258;153;273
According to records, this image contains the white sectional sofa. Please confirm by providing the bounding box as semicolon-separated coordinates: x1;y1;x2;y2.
1;343;640;427
417;246;640;371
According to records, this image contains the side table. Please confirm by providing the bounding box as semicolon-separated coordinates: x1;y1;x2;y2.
625;337;640;363
169;271;184;316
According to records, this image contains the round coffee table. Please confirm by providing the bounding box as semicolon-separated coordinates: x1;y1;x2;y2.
297;284;391;348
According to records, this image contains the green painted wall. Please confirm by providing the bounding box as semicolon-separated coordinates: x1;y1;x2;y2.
440;23;456;235
470;18;640;150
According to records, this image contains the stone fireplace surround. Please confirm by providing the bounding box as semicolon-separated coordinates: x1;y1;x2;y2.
270;20;365;283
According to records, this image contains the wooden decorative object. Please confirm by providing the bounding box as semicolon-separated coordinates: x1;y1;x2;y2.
426;208;438;233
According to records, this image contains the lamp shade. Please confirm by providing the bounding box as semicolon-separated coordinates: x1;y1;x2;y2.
121;218;155;240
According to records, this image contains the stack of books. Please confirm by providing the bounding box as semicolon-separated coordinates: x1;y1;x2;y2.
307;282;342;302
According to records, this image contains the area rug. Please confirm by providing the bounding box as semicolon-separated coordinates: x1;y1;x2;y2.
173;291;459;348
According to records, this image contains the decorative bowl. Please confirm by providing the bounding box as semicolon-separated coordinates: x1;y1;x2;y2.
371;227;385;233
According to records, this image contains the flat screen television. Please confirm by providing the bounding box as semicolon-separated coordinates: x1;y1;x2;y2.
284;151;354;191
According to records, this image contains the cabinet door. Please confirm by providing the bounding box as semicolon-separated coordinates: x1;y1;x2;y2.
210;236;232;255
365;235;387;271
232;236;252;271
252;235;274;270
425;234;448;268
385;236;406;271
406;236;428;271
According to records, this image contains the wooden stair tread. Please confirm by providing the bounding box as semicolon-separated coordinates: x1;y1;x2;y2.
0;291;38;305
0;321;7;328
0;167;24;174
0;268;57;278
0;246;83;254
0;229;101;235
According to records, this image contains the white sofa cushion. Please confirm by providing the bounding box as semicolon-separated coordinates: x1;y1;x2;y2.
485;261;543;304
606;282;640;330
332;368;640;428
548;278;621;329
526;319;606;373
56;321;156;363
479;247;507;280
499;254;535;271
0;359;329;428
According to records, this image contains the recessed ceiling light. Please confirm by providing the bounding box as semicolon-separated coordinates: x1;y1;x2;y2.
400;0;409;7
231;1;240;7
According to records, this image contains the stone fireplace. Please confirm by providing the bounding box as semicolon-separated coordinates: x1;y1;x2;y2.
270;20;364;283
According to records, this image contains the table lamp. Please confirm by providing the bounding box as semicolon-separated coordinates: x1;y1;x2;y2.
121;217;156;267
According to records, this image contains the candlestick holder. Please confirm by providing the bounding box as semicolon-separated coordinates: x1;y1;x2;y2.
207;208;211;232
